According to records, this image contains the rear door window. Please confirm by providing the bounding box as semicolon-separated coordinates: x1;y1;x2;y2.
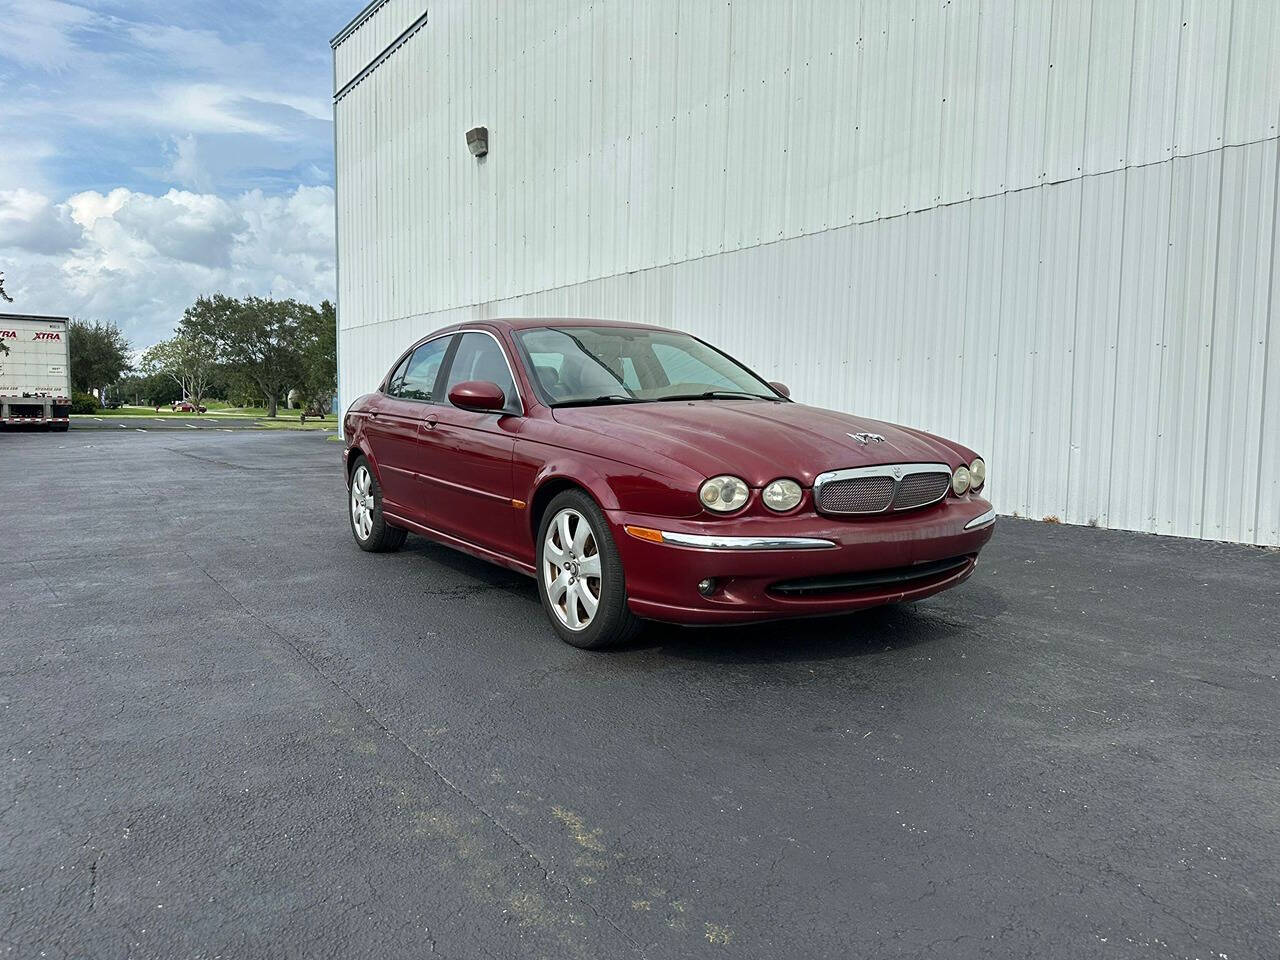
387;337;451;402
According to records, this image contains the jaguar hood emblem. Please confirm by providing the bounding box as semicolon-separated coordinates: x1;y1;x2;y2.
848;432;885;445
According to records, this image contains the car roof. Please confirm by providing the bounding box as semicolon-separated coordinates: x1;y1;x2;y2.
480;317;673;334
398;318;685;364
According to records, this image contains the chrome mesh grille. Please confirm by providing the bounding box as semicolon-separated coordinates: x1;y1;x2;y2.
891;472;952;511
814;476;896;514
814;465;952;516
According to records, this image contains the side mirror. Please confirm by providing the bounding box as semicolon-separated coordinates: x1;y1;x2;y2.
769;381;791;398
448;380;506;411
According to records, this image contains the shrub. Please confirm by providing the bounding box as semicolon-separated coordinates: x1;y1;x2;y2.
71;391;99;415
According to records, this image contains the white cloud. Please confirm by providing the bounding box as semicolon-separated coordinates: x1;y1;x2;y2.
0;2;345;349
159;83;284;137
164;135;209;191
0;188;81;254
0;136;60;196
1;0;95;71
1;184;334;348
0;1;345;198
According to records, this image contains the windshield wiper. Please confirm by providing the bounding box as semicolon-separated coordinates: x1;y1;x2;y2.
658;390;780;401
551;394;644;408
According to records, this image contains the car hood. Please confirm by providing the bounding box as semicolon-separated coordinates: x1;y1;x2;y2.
552;400;970;487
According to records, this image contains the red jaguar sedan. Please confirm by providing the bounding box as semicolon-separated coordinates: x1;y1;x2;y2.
343;319;996;649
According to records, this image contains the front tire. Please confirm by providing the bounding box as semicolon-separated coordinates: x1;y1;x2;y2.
348;456;407;553
537;490;641;650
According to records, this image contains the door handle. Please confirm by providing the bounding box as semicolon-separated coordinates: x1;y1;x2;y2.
368;410;379;419
424;414;438;429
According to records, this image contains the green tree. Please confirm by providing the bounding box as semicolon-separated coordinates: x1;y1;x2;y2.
0;268;11;372
69;320;132;397
116;371;181;408
295;299;336;413
184;294;305;417
140;327;219;411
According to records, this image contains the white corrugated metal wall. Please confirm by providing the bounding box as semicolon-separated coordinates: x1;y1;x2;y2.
333;0;1280;546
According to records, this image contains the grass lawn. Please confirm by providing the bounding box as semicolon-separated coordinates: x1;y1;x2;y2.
212;405;334;421
80;405;206;417
81;404;334;421
71;404;335;430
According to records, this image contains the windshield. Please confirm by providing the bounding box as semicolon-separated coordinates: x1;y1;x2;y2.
516;326;782;406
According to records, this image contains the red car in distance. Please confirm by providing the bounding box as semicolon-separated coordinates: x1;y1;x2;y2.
171;400;207;413
343;319;996;649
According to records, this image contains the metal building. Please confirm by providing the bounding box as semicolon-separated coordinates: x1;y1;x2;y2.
332;0;1280;546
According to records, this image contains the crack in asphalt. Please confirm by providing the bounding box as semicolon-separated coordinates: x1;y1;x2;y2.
24;561;61;601
86;852;99;912
179;548;647;959
164;448;267;470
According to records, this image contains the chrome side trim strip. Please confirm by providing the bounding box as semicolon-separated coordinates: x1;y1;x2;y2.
964;507;998;530
657;531;837;551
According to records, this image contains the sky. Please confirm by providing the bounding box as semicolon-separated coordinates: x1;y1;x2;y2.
0;0;355;349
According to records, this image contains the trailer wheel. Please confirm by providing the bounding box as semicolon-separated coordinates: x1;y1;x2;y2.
52;422;69;432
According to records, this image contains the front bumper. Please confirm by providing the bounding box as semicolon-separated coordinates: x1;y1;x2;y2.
608;497;996;624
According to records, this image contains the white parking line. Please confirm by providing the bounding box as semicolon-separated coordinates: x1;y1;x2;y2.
186;423;198;429
153;418;167;423
93;416;103;421
135;428;147;433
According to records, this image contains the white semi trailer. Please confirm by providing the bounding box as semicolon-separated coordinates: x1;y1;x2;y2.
0;314;72;431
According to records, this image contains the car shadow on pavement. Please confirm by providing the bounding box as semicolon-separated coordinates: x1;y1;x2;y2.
631;597;992;664
400;537;540;599
398;536;1005;664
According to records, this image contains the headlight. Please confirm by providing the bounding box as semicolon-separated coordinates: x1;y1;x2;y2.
969;457;986;490
951;464;971;496
699;475;749;512
762;478;802;512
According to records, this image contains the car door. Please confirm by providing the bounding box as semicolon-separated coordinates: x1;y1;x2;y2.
415;330;521;555
365;336;452;524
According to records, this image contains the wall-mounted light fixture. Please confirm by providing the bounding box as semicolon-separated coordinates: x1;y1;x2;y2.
466;126;488;158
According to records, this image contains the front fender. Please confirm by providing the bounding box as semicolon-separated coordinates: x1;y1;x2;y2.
529;456;701;517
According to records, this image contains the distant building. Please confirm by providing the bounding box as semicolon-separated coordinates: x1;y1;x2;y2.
332;0;1280;546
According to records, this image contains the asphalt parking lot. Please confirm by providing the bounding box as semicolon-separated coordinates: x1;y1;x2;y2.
2;431;1277;960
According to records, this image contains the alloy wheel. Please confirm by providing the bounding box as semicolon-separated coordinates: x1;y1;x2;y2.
542;508;602;631
351;465;374;540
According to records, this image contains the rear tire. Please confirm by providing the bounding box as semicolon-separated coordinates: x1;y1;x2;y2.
536;490;641;650
348;456;407;553
52;422;69;432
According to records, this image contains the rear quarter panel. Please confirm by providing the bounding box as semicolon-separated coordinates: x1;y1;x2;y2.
342;393;382;481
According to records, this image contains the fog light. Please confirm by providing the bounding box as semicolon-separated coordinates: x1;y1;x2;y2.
697;578;716;596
